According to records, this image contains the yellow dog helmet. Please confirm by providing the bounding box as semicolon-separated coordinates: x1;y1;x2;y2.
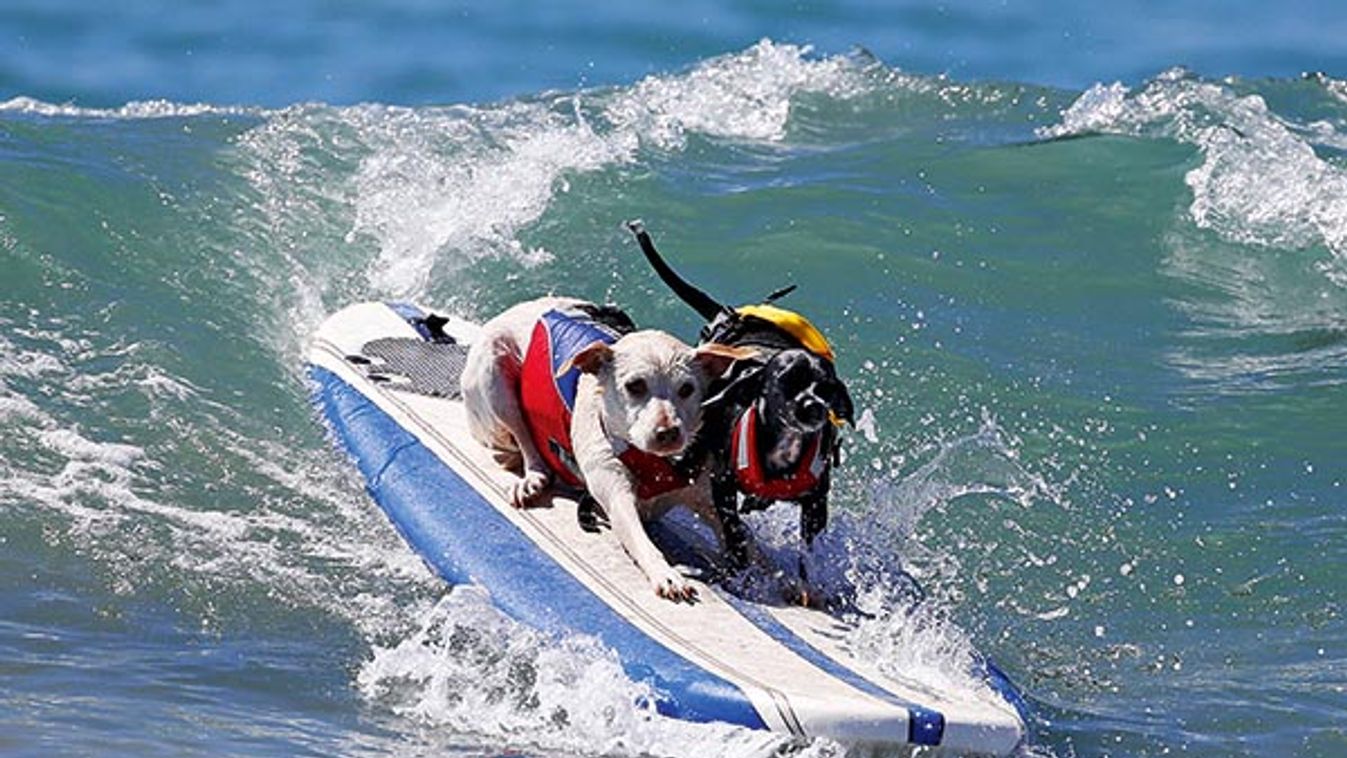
735;303;835;364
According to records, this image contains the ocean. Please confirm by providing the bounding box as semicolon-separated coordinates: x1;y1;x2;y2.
2;2;1344;756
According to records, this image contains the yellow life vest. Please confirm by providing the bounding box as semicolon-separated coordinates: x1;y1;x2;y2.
735;303;835;363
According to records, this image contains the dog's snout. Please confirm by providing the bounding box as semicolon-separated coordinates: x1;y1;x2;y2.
653;424;683;446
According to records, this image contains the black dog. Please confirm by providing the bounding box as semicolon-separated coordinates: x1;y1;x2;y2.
627;221;854;575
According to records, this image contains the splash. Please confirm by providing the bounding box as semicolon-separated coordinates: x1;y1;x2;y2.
867;412;1057;550
359;587;845;758
815;405;1138;720
713;413;1055;711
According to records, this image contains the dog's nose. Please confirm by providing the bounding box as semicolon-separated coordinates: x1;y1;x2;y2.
653;425;682;447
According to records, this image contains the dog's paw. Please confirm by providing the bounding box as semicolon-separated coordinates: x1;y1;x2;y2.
509;469;551;508
652;569;698;603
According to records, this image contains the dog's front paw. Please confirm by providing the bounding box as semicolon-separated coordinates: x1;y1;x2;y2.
652;569;698;603
509;469;551;508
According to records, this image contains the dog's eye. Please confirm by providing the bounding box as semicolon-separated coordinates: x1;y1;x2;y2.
783;364;810;388
677;381;696;399
624;378;648;398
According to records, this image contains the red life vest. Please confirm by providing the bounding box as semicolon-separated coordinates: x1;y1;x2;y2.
519;308;691;499
730;404;825;501
611;437;695;501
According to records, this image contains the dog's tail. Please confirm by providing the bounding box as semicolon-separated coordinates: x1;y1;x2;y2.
626;220;727;322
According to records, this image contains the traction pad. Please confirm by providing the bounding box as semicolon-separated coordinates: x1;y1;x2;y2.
349;337;470;399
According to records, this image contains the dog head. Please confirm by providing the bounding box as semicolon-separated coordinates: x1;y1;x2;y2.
759;348;854;435
570;332;754;456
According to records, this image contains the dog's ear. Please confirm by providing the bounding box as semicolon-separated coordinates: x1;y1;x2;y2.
801;495;828;546
559;341;614;376
827;376;855;426
693;343;758;379
702;363;764;409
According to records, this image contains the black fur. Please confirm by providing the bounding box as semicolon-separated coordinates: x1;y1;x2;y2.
629;222;854;568
574;302;638;336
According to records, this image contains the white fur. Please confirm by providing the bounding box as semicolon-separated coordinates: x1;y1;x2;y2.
462;296;744;601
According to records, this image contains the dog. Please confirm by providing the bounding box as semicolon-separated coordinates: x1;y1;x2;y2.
628;222;854;581
460;296;753;601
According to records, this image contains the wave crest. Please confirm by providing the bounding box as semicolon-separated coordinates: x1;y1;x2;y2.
1041;70;1347;266
228;40;879;311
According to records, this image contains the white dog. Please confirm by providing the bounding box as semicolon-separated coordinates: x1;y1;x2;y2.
461;296;752;600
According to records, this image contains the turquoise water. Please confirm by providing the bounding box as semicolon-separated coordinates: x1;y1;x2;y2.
2;4;1345;757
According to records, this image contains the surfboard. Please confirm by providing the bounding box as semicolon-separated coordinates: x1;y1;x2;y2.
307;300;1027;755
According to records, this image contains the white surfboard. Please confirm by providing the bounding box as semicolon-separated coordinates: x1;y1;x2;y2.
308;301;1026;755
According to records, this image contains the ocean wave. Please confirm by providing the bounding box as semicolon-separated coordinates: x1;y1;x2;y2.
1038;70;1347;393
602;39;874;149
1040;69;1347;266
227;39;883;321
0;324;435;638
1317;73;1347;105
0;96;268;120
348;99;630;297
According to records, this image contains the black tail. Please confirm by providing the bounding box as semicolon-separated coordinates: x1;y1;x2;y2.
626;220;726;322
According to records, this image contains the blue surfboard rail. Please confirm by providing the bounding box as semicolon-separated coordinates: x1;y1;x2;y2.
309;364;767;729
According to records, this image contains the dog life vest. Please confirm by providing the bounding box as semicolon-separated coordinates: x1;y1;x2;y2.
730;403;826;501
519;308;692;500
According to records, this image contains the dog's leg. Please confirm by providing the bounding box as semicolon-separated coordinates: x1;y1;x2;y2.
791;472;833;608
571;387;695;601
461;331;514;454
624;492;695;600
800;470;831;547
709;472;753;570
596;459;696;600
462;329;552;507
